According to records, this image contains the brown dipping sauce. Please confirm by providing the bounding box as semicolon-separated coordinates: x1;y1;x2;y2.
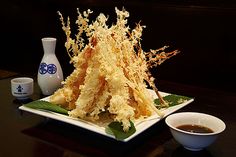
177;124;214;133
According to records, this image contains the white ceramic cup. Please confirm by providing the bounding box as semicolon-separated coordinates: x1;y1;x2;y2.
11;77;34;100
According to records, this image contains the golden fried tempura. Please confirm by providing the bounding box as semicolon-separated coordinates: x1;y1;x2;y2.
49;7;179;131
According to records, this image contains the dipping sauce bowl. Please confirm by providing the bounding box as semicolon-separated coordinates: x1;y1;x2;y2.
165;112;226;151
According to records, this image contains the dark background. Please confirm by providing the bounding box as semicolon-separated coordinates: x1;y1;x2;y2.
1;0;236;92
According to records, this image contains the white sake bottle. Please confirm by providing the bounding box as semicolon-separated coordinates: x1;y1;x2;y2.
37;37;64;95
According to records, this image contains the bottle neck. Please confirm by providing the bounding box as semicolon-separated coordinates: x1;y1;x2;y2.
42;38;56;55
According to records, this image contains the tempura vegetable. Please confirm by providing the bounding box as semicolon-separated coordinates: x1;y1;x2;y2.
49;7;179;131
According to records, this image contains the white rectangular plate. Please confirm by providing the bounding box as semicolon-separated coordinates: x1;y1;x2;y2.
19;90;194;142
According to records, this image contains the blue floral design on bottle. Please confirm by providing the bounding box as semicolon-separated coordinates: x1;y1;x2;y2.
38;62;57;75
39;62;48;74
47;64;57;74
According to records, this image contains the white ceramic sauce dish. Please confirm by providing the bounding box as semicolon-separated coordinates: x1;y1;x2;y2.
165;112;226;151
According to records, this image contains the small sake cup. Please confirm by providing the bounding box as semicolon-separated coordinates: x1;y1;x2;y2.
11;77;34;100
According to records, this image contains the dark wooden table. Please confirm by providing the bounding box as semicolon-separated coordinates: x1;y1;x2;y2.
1;75;235;157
